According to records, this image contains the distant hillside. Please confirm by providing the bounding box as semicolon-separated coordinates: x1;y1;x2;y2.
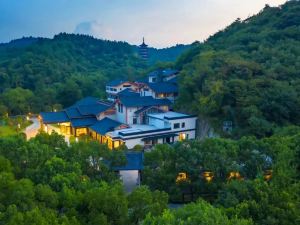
175;0;300;137
0;33;148;113
147;44;191;64
0;33;190;114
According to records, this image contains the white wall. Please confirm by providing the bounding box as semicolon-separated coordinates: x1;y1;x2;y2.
126;107;138;125
116;105;126;124
170;117;197;132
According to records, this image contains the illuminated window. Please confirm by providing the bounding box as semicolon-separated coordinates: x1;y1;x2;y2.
102;136;107;144
107;139;113;150
114;140;120;148
179;133;187;141
76;128;87;136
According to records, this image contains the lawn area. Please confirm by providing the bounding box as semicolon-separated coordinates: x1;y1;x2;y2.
0;126;17;137
0;116;33;137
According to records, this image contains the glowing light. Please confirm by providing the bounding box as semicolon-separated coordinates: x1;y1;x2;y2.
114;140;120;148
179;133;187;141
228;171;242;180
264;170;272;181
75;137;78;142
202;171;214;182
176;172;188;183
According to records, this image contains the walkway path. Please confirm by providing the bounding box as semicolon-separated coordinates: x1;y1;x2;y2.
24;117;40;140
24;118;69;143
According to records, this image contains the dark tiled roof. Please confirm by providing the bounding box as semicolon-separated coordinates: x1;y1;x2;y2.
65;108;82;119
148;70;160;78
162;69;179;76
119;96;172;107
70;117;97;128
106;79;127;87
74;97;100;106
166;76;178;84
113;152;144;171
134;106;163;115
146;82;178;93
134;106;153;115
77;104;111;116
117;89;140;97
89;117;123;135
40;111;69;124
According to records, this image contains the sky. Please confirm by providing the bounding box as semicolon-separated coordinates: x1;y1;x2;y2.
0;0;287;48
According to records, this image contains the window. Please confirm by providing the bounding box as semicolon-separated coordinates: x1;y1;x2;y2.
179;133;187;141
118;103;123;113
76;128;87;136
181;122;185;128
123;84;131;87
174;123;180;129
133;117;137;124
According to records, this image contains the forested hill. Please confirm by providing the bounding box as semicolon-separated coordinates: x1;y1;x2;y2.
146;44;191;64
0;33;190;115
0;34;148;113
175;0;300;137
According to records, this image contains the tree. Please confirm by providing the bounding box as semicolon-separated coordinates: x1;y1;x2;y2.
127;186;168;224
143;199;253;225
1;88;34;115
83;182;129;225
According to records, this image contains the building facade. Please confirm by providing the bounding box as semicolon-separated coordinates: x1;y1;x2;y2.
40;69;196;150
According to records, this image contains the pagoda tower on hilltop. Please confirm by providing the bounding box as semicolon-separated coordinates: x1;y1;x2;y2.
139;37;148;60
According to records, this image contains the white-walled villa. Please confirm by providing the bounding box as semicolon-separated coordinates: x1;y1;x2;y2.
40;69;197;150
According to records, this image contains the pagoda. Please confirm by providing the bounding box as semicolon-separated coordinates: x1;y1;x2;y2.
139;37;148;60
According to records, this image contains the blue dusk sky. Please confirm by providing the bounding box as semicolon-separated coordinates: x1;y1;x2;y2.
0;0;287;48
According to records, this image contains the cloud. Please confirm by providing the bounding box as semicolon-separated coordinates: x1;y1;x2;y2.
74;21;112;39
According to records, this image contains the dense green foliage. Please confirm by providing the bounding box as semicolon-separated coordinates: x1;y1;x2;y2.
0;33;147;114
0;133;168;225
176;1;300;137
143;129;300;224
143;199;253;225
0;34;190;115
146;44;191;65
0;1;299;224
